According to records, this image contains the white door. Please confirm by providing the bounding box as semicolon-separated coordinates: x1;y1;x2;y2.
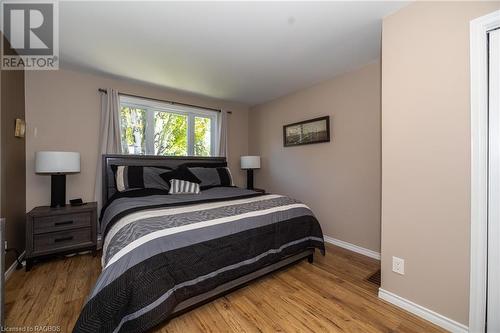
488;27;500;333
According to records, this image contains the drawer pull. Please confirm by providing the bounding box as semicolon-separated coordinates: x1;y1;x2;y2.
54;220;73;226
54;236;74;243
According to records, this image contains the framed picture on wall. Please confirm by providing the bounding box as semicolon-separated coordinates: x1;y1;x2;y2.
283;116;330;147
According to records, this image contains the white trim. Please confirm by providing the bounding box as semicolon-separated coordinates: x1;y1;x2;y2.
144;108;155;155
187;113;195;156
488;28;500;333
4;251;25;281
470;10;500;333
378;288;468;333
323;235;380;260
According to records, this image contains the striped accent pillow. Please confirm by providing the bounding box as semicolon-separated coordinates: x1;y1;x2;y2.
168;179;201;194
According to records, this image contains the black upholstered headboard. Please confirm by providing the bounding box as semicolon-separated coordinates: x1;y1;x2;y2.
102;154;227;206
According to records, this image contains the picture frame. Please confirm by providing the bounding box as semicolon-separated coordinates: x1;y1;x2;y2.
283;116;330;147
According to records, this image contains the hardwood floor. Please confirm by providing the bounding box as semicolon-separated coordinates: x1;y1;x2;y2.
5;243;446;332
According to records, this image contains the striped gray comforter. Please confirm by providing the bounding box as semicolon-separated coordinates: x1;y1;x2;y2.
74;187;324;333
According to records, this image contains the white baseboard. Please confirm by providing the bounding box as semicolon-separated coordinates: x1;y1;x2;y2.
5;251;25;281
378;288;468;333
323;235;381;260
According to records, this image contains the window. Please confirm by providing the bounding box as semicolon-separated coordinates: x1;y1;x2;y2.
119;96;217;156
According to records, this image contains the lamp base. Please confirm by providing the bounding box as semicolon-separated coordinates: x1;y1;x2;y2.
246;169;254;190
51;174;66;208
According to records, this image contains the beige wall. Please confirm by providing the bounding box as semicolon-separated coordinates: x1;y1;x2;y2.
25;68;249;211
249;63;381;252
381;1;500;325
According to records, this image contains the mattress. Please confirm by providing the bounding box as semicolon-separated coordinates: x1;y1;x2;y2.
74;187;325;333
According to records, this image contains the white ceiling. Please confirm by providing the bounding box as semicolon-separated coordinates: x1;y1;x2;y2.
59;1;408;105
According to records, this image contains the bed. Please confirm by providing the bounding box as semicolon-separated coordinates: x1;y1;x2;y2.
74;155;325;333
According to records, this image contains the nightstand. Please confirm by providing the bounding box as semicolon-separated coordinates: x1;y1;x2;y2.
25;202;97;271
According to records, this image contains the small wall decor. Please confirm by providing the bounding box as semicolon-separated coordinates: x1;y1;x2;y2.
14;118;26;138
283;116;330;147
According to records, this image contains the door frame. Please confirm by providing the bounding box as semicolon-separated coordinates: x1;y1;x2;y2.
470;10;500;333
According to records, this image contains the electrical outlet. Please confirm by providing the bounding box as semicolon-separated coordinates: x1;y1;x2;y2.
4;240;7;250
392;256;405;275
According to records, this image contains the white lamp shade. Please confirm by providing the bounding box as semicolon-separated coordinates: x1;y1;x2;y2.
35;151;80;174
240;156;261;169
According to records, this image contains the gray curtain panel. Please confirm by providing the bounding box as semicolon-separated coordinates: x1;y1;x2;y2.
216;110;228;157
94;88;122;211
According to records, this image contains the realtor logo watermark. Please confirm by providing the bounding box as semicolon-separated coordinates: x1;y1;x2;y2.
1;0;59;70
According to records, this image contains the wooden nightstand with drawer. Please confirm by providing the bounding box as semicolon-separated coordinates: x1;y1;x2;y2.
26;202;97;271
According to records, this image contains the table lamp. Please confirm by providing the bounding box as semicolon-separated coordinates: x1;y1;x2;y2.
240;156;261;190
35;151;80;208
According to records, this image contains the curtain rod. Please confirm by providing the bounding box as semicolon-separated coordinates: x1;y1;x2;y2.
98;88;231;114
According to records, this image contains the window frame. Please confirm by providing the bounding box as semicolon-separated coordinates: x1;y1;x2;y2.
119;95;218;156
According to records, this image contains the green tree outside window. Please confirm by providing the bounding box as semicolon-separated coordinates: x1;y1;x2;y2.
119;103;215;156
154;112;188;156
120;106;146;154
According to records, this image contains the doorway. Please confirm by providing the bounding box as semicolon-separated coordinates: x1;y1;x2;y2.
487;27;500;333
470;10;500;333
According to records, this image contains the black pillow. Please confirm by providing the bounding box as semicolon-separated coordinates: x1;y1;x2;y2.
112;165;172;192
160;166;201;185
188;167;234;190
216;167;233;187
